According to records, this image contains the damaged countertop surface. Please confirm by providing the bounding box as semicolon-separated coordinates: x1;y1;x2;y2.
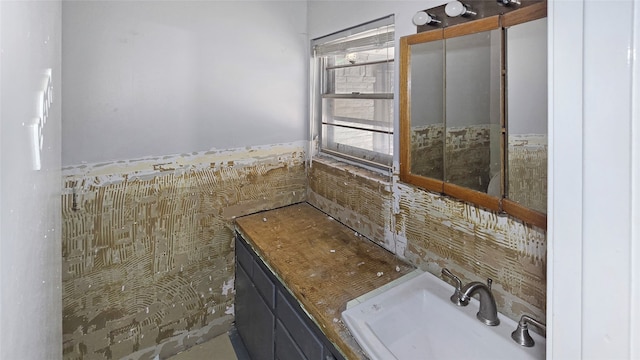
234;202;415;360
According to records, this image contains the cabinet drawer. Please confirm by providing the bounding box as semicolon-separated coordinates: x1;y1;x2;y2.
276;291;323;360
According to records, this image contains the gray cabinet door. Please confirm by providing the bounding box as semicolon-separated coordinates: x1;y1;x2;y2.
236;261;275;360
235;233;345;360
275;319;306;360
276;291;323;360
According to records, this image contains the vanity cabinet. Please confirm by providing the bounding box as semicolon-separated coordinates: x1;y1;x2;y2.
235;233;343;360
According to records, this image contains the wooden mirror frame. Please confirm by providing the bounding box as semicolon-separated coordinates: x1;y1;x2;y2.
400;2;547;229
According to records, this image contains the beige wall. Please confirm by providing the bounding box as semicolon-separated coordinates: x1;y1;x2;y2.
61;144;306;360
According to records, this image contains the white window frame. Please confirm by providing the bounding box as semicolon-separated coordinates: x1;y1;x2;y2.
310;15;395;170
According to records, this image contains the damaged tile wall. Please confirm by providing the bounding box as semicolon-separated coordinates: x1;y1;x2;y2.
62;144;307;360
445;125;492;192
395;182;546;323
307;159;545;323
410;124;444;179
409;124;494;192
307;157;396;253
508;135;548;214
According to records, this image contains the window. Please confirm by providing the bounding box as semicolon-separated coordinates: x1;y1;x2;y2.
311;16;395;169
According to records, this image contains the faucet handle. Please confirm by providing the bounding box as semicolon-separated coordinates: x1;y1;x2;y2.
441;268;467;306
511;315;546;347
442;268;461;288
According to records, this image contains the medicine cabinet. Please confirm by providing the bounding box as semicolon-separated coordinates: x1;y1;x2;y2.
400;1;547;229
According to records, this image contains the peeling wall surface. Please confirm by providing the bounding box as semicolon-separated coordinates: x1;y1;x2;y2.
395;183;546;322
409;125;494;191
308;158;546;324
410;128;548;212
61;144;306;360
62;142;545;359
445;125;492;192
410;125;444;179
508;134;547;214
307;158;396;253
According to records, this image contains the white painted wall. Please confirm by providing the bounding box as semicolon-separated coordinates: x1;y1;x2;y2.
548;0;640;358
633;3;640;356
0;1;63;359
62;0;308;166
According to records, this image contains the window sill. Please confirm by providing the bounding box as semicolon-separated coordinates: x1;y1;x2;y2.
310;154;392;185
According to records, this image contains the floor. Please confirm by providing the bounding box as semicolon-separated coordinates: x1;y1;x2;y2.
167;328;250;360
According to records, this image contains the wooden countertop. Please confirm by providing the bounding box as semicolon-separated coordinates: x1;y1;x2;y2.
235;202;414;360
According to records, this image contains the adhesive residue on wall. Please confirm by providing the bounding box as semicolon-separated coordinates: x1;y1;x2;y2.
307;157;395;252
61;143;307;360
308;157;546;324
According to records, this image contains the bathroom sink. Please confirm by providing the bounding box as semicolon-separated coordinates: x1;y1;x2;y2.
342;270;545;360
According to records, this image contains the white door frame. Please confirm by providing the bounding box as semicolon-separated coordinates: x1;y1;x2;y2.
548;0;640;358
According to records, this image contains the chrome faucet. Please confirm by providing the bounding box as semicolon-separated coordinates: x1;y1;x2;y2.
441;268;500;326
511;315;546;347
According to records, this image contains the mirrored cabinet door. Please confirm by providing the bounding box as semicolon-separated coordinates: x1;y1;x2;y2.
444;29;502;194
409;40;445;180
400;2;548;229
506;17;547;214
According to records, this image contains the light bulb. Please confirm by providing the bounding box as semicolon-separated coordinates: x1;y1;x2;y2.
412;11;430;26
412;11;431;26
445;1;465;17
445;1;476;17
412;11;441;26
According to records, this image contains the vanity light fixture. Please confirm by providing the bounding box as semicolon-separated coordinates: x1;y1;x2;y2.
497;0;521;6
412;11;442;26
444;1;477;17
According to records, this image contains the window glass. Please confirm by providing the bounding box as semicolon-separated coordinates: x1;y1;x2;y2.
312;17;394;168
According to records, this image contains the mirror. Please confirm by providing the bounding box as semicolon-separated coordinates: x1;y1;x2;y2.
445;29;501;193
410;39;444;180
400;2;547;228
505;17;547;214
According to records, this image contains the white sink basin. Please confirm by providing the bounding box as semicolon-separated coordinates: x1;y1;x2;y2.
342;270;545;360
